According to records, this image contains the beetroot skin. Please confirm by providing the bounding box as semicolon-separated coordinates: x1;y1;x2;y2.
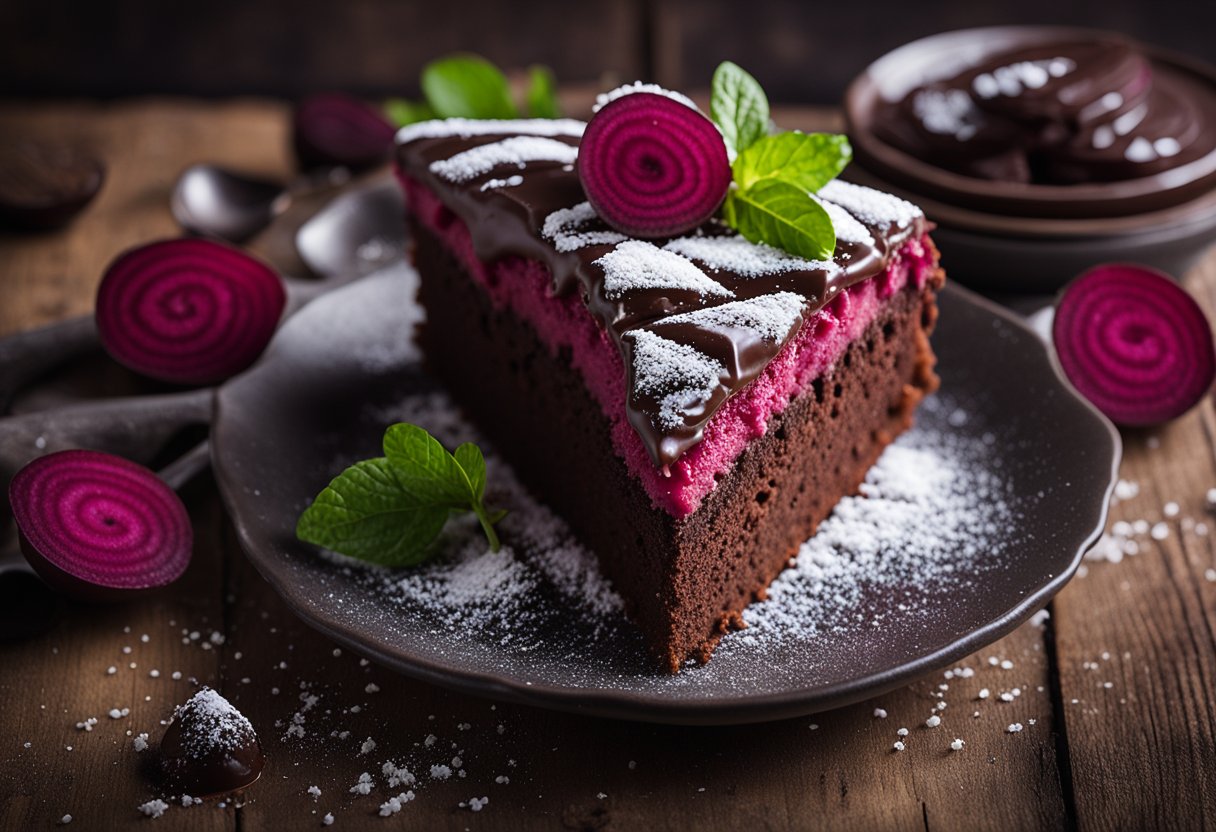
95;238;286;386
1053;263;1216;426
577;92;732;239
9;450;193;601
293;93;397;171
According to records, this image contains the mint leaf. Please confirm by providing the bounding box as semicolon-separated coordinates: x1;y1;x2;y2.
296;458;449;566
384;98;437;128
298;424;507;566
710;61;769;158
454;442;486;502
421;54;518;119
383;423;475;507
723;179;836;261
733;131;853;193
525;65;560;118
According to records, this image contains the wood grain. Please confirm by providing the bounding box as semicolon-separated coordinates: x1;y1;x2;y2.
1050;255;1216;831
0;98;1210;830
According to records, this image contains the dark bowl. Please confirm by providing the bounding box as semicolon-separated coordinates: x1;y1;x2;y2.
844;25;1216;292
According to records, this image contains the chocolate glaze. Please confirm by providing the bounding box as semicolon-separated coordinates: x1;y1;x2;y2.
159;687;265;797
873;36;1216;185
397;125;923;467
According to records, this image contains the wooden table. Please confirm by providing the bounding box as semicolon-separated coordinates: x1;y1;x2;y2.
1;99;1214;831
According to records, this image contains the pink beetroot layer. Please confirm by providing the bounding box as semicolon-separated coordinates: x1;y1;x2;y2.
402;175;935;518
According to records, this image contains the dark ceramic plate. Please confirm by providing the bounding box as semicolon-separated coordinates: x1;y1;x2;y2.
844;25;1216;292
211;267;1119;725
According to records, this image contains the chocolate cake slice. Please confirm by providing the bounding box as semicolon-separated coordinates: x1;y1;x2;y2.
395;113;944;673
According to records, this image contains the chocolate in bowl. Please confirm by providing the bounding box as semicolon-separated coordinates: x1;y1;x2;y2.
844;26;1216;291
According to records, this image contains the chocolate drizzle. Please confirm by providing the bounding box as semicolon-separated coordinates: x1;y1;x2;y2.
397;121;924;467
873;36;1216;185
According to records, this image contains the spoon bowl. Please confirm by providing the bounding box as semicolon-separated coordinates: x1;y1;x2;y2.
171;164;291;244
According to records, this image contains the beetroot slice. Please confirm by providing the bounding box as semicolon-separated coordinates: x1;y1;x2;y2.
9;450;193;602
577;91;732;239
96;238;286;385
1053;263;1216;426
293;93;397;171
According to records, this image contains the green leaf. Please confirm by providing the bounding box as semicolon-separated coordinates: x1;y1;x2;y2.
723;179;837;261
454;442;486;502
710;61;770;158
732;132;853;193
421;54;518;119
382;423;474;506
296;458;449;566
525;65;560;118
384;97;437;127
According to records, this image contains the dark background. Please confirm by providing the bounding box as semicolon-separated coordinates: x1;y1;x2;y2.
2;0;1214;104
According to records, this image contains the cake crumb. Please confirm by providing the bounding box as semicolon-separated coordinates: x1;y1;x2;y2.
307;786;321;800
893;741;906;752
1007;723;1024;733
873;708;888;719
950;738;965;751
133;733;149;752
322;813;334;826
59;815;72;825
925;715;941;728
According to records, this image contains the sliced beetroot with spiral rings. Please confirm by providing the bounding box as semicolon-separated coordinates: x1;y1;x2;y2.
96;238;286;385
1053;264;1216;426
577;91;732;239
9;450;192;602
293;93;396;171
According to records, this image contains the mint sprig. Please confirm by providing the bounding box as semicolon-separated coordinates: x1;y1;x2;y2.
710;61;770;159
709;61;853;261
384;54;562;127
297;423;505;567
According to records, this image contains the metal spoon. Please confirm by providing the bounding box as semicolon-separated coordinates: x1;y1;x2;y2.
0;439;213;640
171;163;354;244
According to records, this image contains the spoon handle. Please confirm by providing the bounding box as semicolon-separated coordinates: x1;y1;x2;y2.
0;315;99;409
157;440;212;491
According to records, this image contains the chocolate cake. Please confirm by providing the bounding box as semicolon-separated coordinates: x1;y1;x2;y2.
395;109;944;672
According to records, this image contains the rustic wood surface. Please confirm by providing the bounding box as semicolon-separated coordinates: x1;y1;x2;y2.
0;99;1213;831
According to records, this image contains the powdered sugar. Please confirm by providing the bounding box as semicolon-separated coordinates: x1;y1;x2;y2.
301;382;1019;694
819;180;922;232
541;202;628;253
429;137;578;183
171;688;258;760
595;241;733;300
662;235;835;278
628;330;725;430
658;292;806;342
395;118;585;146
593;82;698;113
819;199;876;247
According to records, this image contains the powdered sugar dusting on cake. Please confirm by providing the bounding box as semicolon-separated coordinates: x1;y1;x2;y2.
660;292;806;342
595;241;734;300
430;137;578;183
819;199;876;247
819;180;922;232
662;235;836;278
396;118;585;145
541;202;628;253
171;687;258;759
593;82;699;113
629;330;725;430
479;175;524;192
